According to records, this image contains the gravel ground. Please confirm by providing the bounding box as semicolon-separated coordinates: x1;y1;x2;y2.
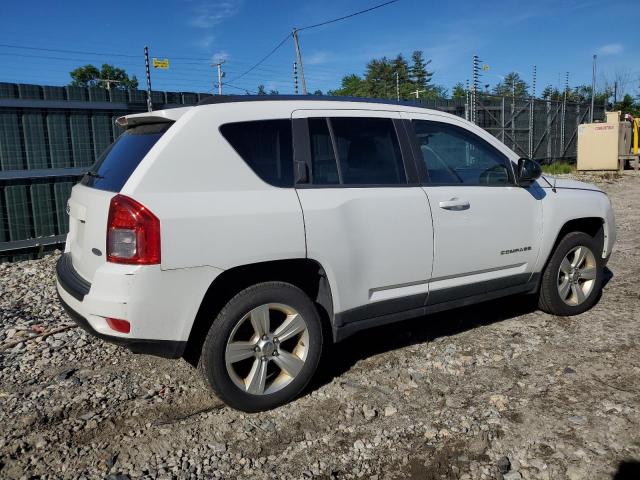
1;172;639;480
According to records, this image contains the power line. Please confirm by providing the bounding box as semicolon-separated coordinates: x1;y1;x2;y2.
0;41;304;72
297;0;400;31
226;1;400;87
0;42;139;58
219;83;257;95
0;51;142;65
225;33;292;84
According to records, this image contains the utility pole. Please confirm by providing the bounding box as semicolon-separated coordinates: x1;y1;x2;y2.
511;74;516;151
98;79;120;91
212;60;225;95
465;79;470;121
590;54;596;122
561;71;568;155
292;29;307;95
394;71;400;101
144;45;153;112
529;65;537;159
293;62;299;95
472;55;481;124
411;88;426;99
613;81;617;106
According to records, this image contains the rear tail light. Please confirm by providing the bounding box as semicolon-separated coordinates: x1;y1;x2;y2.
107;194;160;264
106;318;131;334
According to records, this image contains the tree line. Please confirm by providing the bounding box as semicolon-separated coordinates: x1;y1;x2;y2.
66;56;640;116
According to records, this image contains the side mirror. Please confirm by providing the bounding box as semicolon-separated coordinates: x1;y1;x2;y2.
516;158;542;187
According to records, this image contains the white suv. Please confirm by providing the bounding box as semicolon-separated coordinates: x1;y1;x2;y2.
56;97;616;411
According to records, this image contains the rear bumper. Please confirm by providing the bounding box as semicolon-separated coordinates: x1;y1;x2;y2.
55;253;188;359
57;289;186;358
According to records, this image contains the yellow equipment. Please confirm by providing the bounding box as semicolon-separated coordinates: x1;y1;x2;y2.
577;111;639;171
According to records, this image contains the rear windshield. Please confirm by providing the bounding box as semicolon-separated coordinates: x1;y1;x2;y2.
81;122;172;192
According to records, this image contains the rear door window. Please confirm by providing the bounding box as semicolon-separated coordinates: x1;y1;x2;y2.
81;122;172;192
328;117;406;185
309;118;340;185
220;119;293;187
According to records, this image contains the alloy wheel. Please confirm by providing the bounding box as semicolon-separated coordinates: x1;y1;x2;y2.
557;245;597;306
224;303;309;395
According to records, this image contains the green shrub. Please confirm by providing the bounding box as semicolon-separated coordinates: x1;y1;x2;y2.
542;162;575;175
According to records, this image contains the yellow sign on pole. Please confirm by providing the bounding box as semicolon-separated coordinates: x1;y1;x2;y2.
152;58;169;69
482;64;490;72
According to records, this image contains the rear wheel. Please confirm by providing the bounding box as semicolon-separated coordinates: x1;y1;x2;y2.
538;231;603;316
199;282;323;412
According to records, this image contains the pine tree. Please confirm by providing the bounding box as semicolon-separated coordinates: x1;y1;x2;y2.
452;82;467;100
493;72;528;97
329;51;442;100
409;51;432;90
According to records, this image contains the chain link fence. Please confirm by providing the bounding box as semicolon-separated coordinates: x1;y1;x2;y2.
417;94;605;162
0;83;604;260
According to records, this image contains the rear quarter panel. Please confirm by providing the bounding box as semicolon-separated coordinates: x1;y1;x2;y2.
121;105;306;271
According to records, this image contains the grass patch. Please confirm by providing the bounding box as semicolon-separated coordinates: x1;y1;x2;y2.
542;162;575;175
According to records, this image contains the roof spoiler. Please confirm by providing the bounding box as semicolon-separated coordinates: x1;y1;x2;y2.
115;107;190;128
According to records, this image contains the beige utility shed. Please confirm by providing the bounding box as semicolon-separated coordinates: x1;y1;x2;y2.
577;111;639;171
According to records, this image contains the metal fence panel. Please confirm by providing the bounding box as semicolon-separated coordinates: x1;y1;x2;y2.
54;181;72;234
0;83;18;99
0;191;5;243
31;183;56;237
88;86;108;102
462;96;604;163
18;84;42;100
4;185;31;241
43;85;65;101
109;89;128;103
47;112;72;168
23;112;48;169
69;113;93;167
0;112;24;170
91;113;112;159
65;86;87;101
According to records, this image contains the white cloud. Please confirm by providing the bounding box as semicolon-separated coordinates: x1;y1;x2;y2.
305;51;330;66
596;43;624;56
211;51;229;63
190;1;242;29
196;35;215;49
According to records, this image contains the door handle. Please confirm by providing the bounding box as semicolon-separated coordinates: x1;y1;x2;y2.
438;198;470;211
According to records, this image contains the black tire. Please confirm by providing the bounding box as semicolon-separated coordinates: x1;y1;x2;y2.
199;282;323;412
538;231;604;316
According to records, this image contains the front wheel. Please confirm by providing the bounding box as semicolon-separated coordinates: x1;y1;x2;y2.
199;282;323;412
538;231;604;316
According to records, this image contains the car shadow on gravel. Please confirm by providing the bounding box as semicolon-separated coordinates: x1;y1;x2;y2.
308;293;541;392
614;460;640;480
307;260;609;394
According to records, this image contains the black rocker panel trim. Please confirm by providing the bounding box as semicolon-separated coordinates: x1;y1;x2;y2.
333;273;539;342
426;273;532;305
334;292;427;327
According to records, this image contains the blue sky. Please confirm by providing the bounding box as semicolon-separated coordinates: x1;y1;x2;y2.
1;0;638;97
